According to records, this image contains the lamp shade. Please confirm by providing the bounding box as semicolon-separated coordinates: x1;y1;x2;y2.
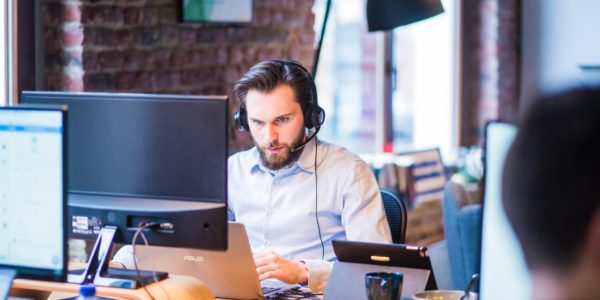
366;0;445;32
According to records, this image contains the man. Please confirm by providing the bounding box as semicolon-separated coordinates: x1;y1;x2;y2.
502;87;600;300
229;60;392;292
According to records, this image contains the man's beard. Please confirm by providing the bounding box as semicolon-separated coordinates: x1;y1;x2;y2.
256;130;306;171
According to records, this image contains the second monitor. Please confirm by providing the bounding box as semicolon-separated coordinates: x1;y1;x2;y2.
21;91;229;287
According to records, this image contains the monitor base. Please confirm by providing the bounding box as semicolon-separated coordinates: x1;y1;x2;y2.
68;226;168;288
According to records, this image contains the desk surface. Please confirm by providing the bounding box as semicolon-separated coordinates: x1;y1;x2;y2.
12;275;214;300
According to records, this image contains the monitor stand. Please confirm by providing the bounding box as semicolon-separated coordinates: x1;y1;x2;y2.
67;225;168;289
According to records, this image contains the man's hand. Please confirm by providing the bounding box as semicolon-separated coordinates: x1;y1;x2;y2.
254;252;309;284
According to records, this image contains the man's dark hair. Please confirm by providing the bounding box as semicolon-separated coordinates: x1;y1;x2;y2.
502;87;600;272
232;60;315;113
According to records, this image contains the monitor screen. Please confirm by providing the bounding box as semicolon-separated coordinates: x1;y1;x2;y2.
480;121;531;299
21;91;228;251
0;106;67;281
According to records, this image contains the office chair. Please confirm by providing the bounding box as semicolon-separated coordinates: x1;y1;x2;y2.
442;181;482;290
380;188;408;244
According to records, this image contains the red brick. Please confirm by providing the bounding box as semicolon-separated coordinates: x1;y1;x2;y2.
83;51;98;71
123;50;147;70
143;7;159;25
254;9;271;26
185;50;203;67
115;28;133;46
272;10;285;24
45;72;63;91
180;28;197;46
160;26;179;47
170;49;188;68
98;51;124;70
44;3;63;26
63;26;84;47
117;72;137;90
90;28;116;47
147;50;171;69
244;48;257;63
44;28;61;51
84;73;117;91
216;48;228;65
124;7;142;24
229;47;244;65
64;74;84;92
63;4;81;22
159;6;177;24
98;7;124;25
64;48;83;64
200;48;217;66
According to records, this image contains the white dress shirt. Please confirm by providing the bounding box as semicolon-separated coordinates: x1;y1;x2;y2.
228;138;392;292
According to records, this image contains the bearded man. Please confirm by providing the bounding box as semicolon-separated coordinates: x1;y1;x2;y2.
228;60;391;292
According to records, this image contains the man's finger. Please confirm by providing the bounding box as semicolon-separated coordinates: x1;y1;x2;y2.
256;263;279;275
254;253;279;267
258;270;282;281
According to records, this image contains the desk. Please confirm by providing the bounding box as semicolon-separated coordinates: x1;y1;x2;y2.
11;275;215;300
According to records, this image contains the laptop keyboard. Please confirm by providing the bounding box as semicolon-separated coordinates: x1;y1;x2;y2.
262;286;281;294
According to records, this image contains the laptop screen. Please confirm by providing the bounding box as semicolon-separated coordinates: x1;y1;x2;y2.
480;121;531;299
0;107;66;280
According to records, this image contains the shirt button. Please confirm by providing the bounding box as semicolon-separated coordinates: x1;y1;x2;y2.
266;241;271;247
266;209;273;216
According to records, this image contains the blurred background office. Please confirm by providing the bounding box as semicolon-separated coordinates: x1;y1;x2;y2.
2;0;600;292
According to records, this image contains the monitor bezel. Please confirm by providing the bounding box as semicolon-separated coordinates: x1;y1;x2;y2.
479;119;532;298
0;105;68;282
19;91;229;251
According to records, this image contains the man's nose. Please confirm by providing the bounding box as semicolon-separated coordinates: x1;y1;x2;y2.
264;124;278;141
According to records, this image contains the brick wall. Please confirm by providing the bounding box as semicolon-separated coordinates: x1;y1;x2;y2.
44;0;316;150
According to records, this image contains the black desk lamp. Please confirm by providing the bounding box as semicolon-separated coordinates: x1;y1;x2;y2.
366;0;445;32
312;0;444;77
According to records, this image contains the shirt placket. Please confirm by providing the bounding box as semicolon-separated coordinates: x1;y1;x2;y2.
263;174;277;251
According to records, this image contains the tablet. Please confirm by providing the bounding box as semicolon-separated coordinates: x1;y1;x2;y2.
324;240;437;299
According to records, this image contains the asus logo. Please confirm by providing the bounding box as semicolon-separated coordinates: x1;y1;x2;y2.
183;255;205;262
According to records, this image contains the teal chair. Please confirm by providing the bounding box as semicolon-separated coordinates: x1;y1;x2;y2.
442;181;482;290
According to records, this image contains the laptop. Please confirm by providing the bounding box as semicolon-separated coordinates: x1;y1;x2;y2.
115;222;299;299
324;240;436;300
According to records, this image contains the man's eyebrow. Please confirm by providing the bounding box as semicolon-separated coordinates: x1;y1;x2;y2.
275;113;294;119
249;112;295;123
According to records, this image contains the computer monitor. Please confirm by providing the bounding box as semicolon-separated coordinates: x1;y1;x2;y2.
0;106;67;282
479;121;531;299
21;91;228;287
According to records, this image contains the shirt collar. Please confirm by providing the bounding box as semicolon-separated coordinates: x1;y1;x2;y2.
247;137;319;175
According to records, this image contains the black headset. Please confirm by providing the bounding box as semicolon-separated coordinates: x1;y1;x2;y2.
233;60;325;133
234;60;327;260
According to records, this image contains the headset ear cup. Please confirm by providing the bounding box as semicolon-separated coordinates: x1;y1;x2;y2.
304;105;315;129
234;107;249;131
303;105;326;129
314;106;325;128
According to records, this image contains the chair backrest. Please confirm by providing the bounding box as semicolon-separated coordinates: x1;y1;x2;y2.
380;188;408;244
442;181;482;290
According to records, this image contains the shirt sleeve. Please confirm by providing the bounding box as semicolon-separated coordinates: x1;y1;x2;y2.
341;160;393;243
301;159;392;293
302;259;333;293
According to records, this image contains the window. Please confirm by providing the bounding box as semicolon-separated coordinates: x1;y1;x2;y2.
392;0;456;158
313;0;457;159
313;0;379;153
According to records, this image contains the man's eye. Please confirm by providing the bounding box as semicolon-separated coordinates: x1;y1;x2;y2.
276;117;289;123
251;120;264;126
